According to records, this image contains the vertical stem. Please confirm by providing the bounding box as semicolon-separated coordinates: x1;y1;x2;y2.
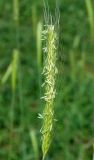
8;89;16;160
8;1;20;159
36;21;43;108
85;0;94;40
13;0;23;128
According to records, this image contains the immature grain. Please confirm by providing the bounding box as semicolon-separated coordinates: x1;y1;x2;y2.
41;24;58;160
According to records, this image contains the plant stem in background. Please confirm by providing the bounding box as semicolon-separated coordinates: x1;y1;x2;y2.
37;21;43;71
13;0;19;23
40;24;58;160
85;0;94;40
31;5;37;37
13;0;23;127
36;21;43;102
8;1;20;159
8;49;19;160
30;129;39;160
1;64;12;85
12;49;19;92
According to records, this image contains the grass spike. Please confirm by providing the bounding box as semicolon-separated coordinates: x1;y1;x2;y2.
41;23;58;159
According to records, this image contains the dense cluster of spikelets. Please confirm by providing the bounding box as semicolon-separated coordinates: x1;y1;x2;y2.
39;24;58;159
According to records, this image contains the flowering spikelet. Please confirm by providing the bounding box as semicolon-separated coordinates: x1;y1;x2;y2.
41;24;58;159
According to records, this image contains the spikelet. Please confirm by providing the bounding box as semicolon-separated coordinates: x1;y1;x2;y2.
41;24;58;160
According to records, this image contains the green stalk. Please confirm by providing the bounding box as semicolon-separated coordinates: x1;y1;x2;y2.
37;21;43;71
30;129;39;159
1;64;12;85
85;0;94;40
8;49;19;160
13;0;19;23
36;21;43;106
8;1;20;159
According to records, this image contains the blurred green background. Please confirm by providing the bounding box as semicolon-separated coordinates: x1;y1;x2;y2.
0;0;94;160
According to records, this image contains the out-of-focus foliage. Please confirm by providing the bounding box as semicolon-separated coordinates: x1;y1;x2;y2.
0;0;94;160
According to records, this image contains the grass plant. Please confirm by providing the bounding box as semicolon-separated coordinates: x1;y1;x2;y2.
40;21;58;159
37;21;43;71
85;0;94;40
0;1;93;160
1;64;12;85
8;49;19;160
30;129;39;160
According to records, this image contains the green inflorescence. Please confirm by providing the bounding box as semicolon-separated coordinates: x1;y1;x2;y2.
40;24;58;160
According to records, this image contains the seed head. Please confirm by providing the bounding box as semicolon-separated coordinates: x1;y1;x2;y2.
41;24;58;159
